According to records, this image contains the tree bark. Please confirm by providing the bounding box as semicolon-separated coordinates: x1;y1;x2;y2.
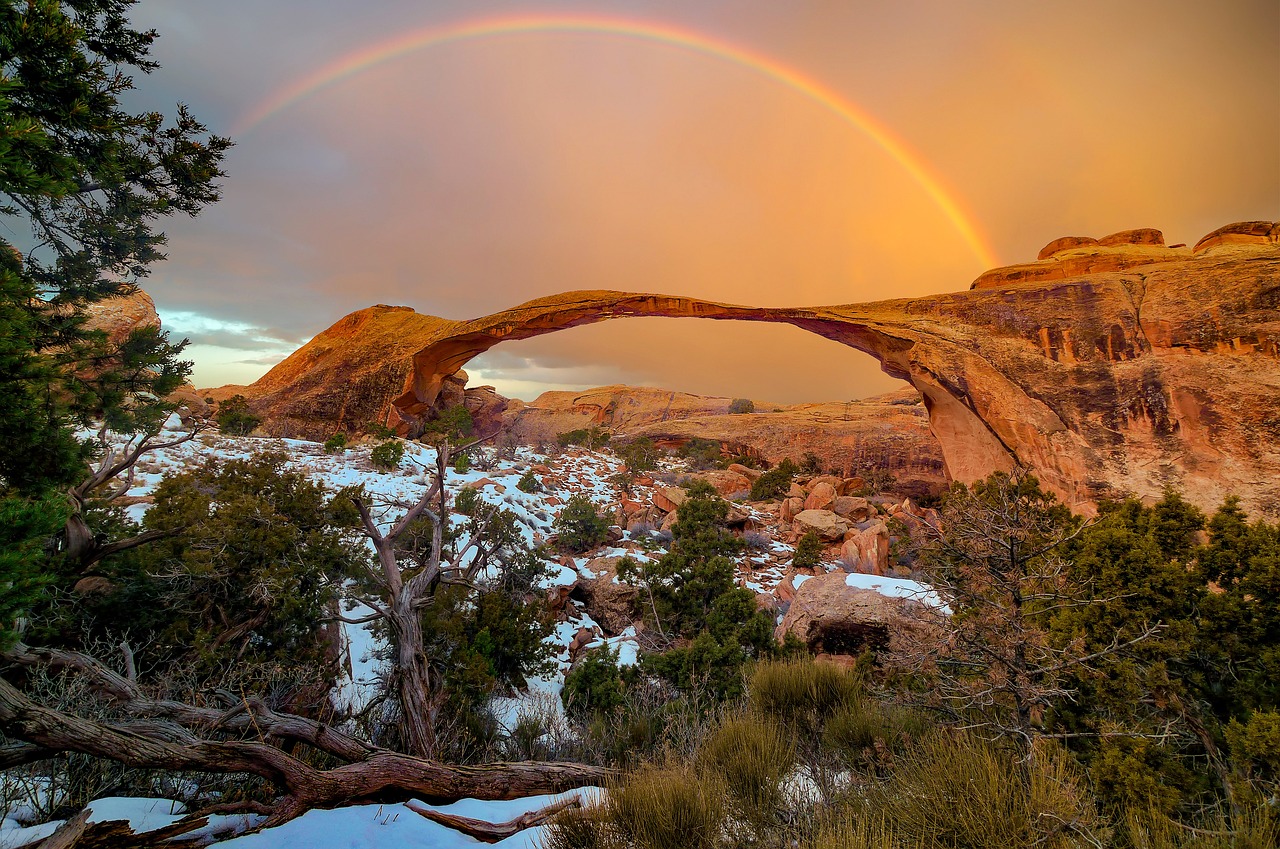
0;672;610;830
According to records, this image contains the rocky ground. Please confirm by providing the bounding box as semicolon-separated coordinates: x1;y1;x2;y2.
103;416;943;727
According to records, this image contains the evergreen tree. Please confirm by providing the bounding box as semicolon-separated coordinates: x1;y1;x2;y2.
0;0;228;635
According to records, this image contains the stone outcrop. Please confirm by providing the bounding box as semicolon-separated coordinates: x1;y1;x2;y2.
222;223;1280;518
505;385;947;496
775;571;927;659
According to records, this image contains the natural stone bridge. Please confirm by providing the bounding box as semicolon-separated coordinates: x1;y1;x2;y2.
231;223;1279;516
388;238;1279;515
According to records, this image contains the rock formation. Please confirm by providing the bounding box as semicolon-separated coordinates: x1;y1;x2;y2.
222;222;1280;518
507;385;947;496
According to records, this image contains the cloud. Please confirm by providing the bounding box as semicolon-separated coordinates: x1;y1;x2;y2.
129;0;1278;403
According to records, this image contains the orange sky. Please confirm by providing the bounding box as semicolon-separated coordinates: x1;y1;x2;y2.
133;0;1279;403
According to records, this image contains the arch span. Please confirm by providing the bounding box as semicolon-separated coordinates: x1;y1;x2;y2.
391;289;1032;500
388;238;1280;517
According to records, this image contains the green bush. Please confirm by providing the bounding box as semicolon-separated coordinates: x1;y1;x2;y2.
557;427;610;448
562;646;625;719
793;530;822;569
543;801;614;849
453;452;470;473
617;437;659;471
421;404;473;444
555;494;609;553
749;658;862;732
728;398;755;414
609;764;726;849
453;486;479;515
750;458;796;501
517;469;540;493
370;440;405;470
214;394;260;436
698;714;794;822
323;432;347;453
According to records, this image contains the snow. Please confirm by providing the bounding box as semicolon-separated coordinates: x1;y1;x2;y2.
845;572;949;612
84;797;185;832
215;791;599;849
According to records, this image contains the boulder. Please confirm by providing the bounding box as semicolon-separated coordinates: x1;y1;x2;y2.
728;463;763;481
839;521;890;575
806;475;845;493
1193;220;1279;253
780;497;805;523
787;483;807;499
694;469;752;497
832;496;873;521
775;570;929;658
652;486;687;513
1098;228;1164;247
793;509;850;541
803;482;838;512
570;557;639;635
840;477;866;496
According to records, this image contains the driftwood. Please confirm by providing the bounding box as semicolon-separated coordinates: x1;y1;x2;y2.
0;643;612;833
404;794;582;842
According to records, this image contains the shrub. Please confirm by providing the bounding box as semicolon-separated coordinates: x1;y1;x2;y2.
609;764;726;849
369;440;404;470
800;451;823;475
824;700;932;774
214;394;259;436
698;714;794;822
421;404;473;444
728;398;755;414
555;494;609;553
750;458;797;501
617;437;659;471
743;530;770;551
452;452;470;473
749;658;862;732
562;646;625;719
851;732;1099;849
517;469;540;493
557;427;610;448
793;531;822;569
543;801;614;849
322;432;347;453
677;438;724;470
453;486;480;515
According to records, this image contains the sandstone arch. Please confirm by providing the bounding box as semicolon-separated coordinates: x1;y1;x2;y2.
386;242;1279;516
223;227;1279;517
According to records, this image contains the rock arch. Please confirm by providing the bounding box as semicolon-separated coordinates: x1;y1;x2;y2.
389;239;1280;517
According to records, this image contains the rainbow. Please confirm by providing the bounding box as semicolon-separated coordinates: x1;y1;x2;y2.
235;14;998;269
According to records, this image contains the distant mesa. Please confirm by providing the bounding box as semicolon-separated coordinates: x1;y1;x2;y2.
179;220;1278;518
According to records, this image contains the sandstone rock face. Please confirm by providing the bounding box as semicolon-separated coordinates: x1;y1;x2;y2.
505;385;946;497
775;570;921;657
224;222;1280;518
840;522;891;575
82;287;162;343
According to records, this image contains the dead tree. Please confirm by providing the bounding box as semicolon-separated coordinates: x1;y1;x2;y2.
0;641;610;832
62;421;207;570
344;438;513;759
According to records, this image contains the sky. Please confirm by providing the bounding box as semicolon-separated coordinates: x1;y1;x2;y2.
125;0;1278;403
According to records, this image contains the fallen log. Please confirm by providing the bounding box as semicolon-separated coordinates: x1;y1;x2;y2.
0;644;613;832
